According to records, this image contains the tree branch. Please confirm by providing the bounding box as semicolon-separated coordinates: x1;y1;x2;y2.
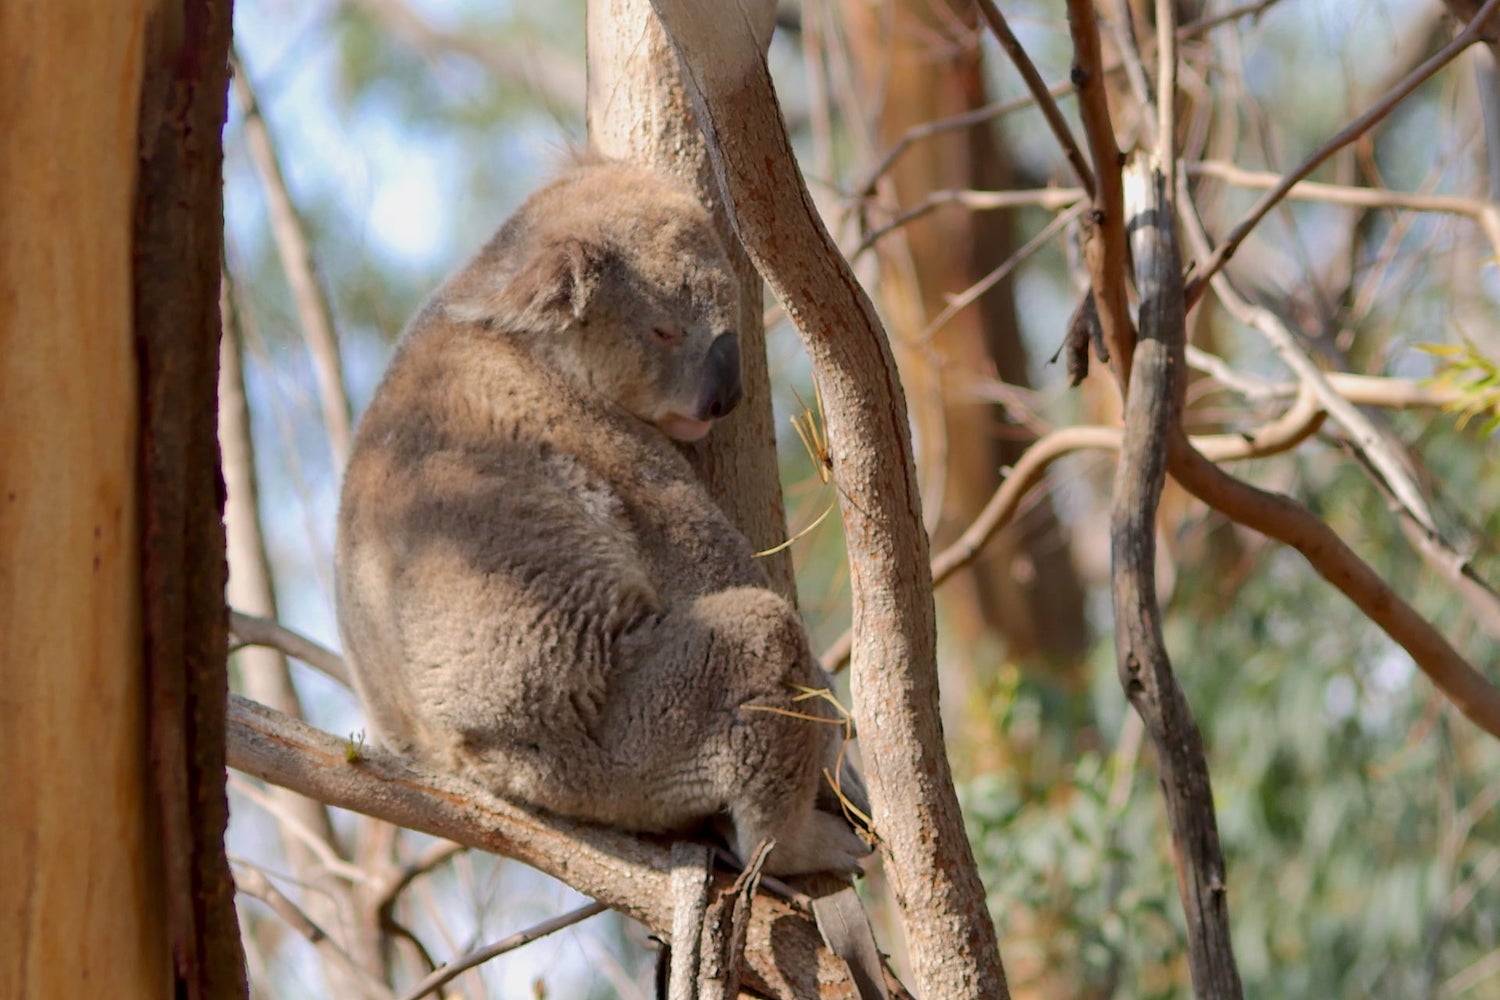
396;901;608;1000
229;53;354;468
1115;157;1243;999
226;695;901;999
233;865;394;1000
1186;159;1500;264
229;609;352;687
1066;0;1137;382
975;0;1096;197
643;3;1009;995
1185;0;1500;304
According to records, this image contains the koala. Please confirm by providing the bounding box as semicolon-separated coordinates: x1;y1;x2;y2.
335;157;870;877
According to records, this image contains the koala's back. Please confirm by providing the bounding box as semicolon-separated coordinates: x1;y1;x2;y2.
336;316;762;776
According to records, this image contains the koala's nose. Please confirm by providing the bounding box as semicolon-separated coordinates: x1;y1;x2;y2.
701;332;743;420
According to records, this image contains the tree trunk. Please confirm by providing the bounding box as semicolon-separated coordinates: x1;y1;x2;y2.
0;2;244;997
586;0;796;602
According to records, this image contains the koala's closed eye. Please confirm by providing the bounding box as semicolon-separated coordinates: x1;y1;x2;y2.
335;155;870;879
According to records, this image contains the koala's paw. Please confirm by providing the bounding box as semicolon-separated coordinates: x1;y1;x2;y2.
757;808;872;877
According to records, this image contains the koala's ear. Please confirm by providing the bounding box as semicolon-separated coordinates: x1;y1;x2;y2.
447;237;608;331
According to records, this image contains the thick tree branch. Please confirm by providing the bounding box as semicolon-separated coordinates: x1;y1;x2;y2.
643;3;1009;996
227;695;903;999
1115;159;1243;999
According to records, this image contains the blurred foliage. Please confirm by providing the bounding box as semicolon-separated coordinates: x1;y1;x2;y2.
227;0;1500;997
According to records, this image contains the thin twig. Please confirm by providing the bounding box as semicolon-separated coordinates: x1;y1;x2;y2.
374;841;467;913
397;902;609;1000
852;187;1084;260
1067;0;1137;382
230;609;351;687
228;774;376;886
917;203;1087;343
234;865;396;1000
1156;0;1179;193
1189;158;1500;263
1186;0;1500;304
230;52;354;468
1177;173;1443;536
974;0;1096;198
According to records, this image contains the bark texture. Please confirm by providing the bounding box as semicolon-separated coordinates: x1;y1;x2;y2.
0;1;244;997
0;4;167;995
134;3;246;995
587;0;795;601
644;4;1009;995
228;696;908;999
1114;161;1242;999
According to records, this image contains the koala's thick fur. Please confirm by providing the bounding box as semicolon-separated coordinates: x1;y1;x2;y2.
336;158;870;876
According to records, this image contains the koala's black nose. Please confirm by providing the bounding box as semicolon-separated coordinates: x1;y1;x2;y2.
701;332;743;420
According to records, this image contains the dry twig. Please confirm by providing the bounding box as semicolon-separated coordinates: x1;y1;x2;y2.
1186;0;1500;303
229;53;354;467
396;901;608;1000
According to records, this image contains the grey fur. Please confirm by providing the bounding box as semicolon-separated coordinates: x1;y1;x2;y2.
336;159;869;876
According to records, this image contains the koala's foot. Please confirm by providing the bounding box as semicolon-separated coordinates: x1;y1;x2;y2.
737;806;871;877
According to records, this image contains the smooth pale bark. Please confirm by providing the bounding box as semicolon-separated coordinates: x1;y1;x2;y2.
587;0;795;601
644;4;1009;995
0;4;164;995
1;3;242;996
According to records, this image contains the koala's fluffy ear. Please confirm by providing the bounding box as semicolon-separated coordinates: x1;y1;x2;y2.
448;237;609;332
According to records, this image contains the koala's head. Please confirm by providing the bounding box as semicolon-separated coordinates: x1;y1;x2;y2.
443;158;743;442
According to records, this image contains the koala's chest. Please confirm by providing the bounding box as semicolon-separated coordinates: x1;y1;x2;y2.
548;441;759;597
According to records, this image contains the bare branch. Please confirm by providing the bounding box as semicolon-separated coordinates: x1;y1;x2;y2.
228;774;375;887
233;865;395;1000
1116;157;1243;999
852;187;1085;261
1177;175;1444;536
396;901;609;1000
644;2;1008;994
1155;0;1179;192
227;695;898;998
1066;0;1137;382
1187;159;1500;263
974;0;1096;197
1186;0;1500;303
1167;436;1500;739
229;54;354;468
229;610;351;687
